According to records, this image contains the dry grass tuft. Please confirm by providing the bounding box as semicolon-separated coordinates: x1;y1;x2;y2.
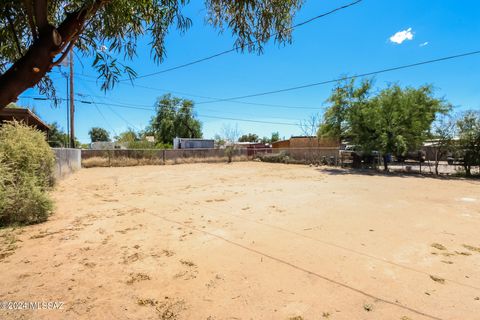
430;275;445;284
82;156;164;168
462;244;480;253
431;243;447;250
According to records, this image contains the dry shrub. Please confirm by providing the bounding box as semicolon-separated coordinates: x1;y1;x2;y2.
165;155;248;165
0;122;55;226
82;154;249;167
82;156;163;168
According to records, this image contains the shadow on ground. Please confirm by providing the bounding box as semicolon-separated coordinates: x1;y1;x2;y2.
316;167;480;182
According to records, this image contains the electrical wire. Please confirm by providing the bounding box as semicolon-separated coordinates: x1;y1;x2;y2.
125;0;363;80
197;50;480;103
71;74;323;110
69;49;480;107
21;96;300;127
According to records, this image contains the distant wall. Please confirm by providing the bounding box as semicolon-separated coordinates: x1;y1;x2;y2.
272;140;290;149
272;137;339;149
289;137;339;148
80;148;249;167
52;148;81;179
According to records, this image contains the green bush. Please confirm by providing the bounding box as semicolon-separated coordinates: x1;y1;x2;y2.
0;122;55;226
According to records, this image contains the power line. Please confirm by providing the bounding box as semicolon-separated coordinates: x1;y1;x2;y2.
91;100;118;137
71;50;480;108
75;91;304;121
72;74;322;110
126;0;363;80
20;96;300;127
77;86;142;131
197;50;480;103
27;49;480;127
106;105;141;131
194;115;298;126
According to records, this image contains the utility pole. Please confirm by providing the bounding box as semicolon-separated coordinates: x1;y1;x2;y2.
69;49;75;148
66;70;70;147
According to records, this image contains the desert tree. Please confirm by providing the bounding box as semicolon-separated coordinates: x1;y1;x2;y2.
319;81;450;170
318;78;372;142
238;133;259;143
0;0;304;108
214;134;226;148
299;113;322;163
430;114;456;175
456;111;480;177
271;131;280;143
221;123;240;163
148;94;202;145
349;84;450;170
88;126;109;142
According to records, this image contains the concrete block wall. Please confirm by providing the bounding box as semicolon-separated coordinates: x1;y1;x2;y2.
52;148;81;179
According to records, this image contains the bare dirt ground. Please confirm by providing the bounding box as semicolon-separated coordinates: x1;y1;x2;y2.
1;162;479;320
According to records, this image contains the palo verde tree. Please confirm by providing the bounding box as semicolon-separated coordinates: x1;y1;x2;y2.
0;1;304;108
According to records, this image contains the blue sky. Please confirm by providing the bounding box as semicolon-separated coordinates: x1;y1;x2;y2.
18;0;480;143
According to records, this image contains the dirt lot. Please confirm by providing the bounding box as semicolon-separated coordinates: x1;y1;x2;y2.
1;162;479;320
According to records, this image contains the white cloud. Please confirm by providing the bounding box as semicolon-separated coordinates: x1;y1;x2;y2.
389;28;414;44
419;41;429;47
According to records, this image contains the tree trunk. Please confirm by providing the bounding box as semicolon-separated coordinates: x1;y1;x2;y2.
0;27;62;108
0;2;104;109
383;155;388;172
464;165;471;177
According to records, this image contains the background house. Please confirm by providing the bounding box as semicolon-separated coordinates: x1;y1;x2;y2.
173;138;214;149
90;141;127;150
0;107;50;134
272;136;339;149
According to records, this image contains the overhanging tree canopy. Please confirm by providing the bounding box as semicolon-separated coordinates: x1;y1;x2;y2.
0;0;304;108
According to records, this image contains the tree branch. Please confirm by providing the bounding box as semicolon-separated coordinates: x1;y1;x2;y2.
33;0;49;34
51;36;78;67
6;8;22;57
23;0;38;40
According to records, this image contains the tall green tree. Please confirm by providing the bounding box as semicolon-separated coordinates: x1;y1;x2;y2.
320;81;450;170
238;133;259;142
456;111;480;177
88;127;110;142
318;78;372;142
115;128;138;144
0;1;304;108
149;94;202;145
47;122;68;147
349;85;450;169
271;132;280;143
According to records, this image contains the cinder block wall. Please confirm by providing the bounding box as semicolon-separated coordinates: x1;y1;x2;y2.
52;148;81;179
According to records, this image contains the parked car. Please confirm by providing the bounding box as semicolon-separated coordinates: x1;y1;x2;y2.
395;150;426;163
340;145;381;168
447;150;465;165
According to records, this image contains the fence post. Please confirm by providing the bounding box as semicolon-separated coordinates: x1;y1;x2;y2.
162;149;166;164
